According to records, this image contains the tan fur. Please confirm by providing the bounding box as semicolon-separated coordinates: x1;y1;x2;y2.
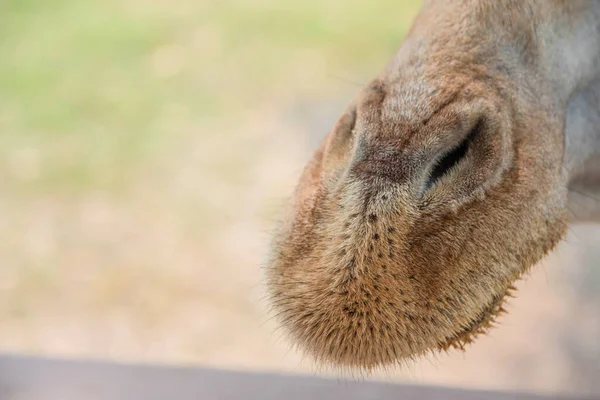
266;0;600;371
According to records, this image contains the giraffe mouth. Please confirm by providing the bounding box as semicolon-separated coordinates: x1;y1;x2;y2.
437;288;511;351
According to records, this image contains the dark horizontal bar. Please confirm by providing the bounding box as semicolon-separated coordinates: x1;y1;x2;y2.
0;354;586;400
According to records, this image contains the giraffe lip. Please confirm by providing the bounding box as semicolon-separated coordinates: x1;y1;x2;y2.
437;290;508;351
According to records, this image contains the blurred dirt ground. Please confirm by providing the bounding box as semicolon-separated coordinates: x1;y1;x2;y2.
0;0;598;398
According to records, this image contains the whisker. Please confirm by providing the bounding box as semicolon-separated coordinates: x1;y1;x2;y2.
326;73;365;87
569;187;600;203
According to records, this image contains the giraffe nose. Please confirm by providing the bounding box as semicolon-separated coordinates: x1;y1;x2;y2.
342;105;509;203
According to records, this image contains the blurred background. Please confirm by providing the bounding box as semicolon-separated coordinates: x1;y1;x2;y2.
1;0;598;398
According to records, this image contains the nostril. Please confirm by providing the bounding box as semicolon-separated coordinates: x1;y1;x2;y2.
323;105;357;171
424;119;483;192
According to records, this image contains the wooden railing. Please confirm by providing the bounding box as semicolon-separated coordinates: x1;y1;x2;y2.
0;354;588;400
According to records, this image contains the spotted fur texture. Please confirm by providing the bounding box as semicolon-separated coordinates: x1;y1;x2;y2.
266;0;600;371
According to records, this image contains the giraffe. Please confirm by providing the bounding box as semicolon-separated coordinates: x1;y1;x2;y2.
266;0;600;371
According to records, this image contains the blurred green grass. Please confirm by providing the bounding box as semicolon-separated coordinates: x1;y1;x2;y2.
0;0;421;194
